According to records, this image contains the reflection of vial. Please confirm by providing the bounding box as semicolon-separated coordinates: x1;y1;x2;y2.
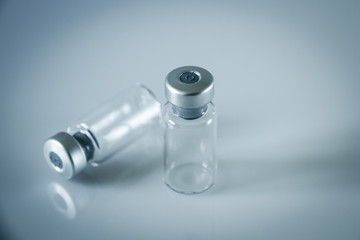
163;66;217;194
48;182;89;219
44;83;161;179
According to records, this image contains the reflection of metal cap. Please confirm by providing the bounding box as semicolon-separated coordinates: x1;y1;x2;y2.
165;66;214;109
48;182;77;219
43;132;87;179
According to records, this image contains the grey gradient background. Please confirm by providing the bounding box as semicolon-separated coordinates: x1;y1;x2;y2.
1;0;360;239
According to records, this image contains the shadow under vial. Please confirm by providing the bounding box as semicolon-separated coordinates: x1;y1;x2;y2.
212;110;360;196
211;147;360;196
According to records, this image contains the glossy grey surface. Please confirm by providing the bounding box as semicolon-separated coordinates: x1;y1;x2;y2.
1;0;360;239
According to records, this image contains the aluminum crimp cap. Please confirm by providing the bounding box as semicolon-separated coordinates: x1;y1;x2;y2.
165;66;214;109
43;132;87;179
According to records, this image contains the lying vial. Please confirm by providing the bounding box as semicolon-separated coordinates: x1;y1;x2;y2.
43;83;161;179
163;66;217;194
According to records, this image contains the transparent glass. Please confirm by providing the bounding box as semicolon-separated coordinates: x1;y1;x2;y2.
67;83;161;166
163;102;217;194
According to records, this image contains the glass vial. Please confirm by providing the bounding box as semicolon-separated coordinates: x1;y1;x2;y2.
43;83;161;179
163;66;217;194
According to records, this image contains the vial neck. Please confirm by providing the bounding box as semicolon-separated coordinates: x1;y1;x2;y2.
73;132;95;161
172;104;208;120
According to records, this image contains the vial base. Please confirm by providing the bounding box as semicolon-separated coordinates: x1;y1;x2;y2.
164;163;215;194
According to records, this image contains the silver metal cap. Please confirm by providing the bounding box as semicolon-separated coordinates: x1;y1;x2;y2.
43;132;87;179
165;66;214;108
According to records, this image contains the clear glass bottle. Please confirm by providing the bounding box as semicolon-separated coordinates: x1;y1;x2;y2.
163;66;217;194
43;83;161;179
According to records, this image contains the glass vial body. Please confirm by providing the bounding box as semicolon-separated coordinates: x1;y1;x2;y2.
67;83;161;166
163;66;217;194
44;83;161;179
164;102;217;194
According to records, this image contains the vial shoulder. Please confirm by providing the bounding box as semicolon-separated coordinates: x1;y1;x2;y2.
206;102;216;115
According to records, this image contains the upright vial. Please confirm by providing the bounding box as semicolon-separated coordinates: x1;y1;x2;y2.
164;66;217;194
43;83;161;179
